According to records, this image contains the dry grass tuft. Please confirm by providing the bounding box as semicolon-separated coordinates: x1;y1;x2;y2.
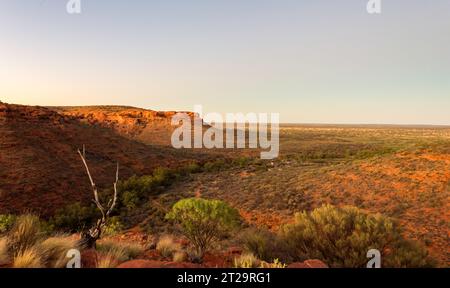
96;239;144;262
8;214;41;256
13;247;43;268
39;236;78;268
172;251;187;263
97;254;118;268
156;235;181;258
233;253;260;268
0;237;10;265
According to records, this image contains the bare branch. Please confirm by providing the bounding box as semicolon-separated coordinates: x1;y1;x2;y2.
77;146;120;248
77;149;105;217
106;162;119;216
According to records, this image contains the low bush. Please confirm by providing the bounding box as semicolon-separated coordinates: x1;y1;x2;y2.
239;228;291;263
280;205;435;268
166;198;241;257
0;214;16;233
49;203;98;233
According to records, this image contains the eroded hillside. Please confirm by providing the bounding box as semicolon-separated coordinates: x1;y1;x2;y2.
0;103;205;216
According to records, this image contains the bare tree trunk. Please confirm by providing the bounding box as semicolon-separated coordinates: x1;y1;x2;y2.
76;147;119;249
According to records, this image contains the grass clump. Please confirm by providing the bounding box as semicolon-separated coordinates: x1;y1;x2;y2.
13;247;43;268
0;237;10;265
156;235;181;258
96;239;144;262
233;253;260;268
8;214;42;256
38;236;78;268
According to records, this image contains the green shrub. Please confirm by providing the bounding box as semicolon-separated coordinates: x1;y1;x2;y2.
152;167;172;186
203;160;228;172
280;205;435;268
239;228;291;263
117;168;174;210
50;202;98;232
166;198;241;257
102;216;124;236
0;214;16;233
184;162;202;174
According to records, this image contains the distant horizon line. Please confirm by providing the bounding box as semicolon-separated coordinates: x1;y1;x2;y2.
2;101;449;127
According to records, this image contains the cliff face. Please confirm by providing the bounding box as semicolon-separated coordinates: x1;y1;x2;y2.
51;106;197;146
0;103;199;216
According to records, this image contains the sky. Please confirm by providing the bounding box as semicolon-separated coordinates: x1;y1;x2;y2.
0;0;449;125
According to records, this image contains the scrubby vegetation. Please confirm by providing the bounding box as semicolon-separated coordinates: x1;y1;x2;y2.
0;215;16;233
278;205;434;268
0;214;78;268
1;126;448;268
166;198;241;258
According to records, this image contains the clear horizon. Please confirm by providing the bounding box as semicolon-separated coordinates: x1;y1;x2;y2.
1;1;449;125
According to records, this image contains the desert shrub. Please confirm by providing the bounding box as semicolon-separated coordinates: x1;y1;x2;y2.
102;216;124;236
50;203;98;232
184;162;202;174
203;160;228;172
118;169;174;210
156;235;181;258
239;228;291;263
232;157;251;168
383;239;437;268
166;198;241;257
96;240;144;261
39;236;78;268
121;190;141;210
280;205;434;268
0;237;10;265
152;167;173;186
0;214;16;234
233;253;260;268
8;214;42;256
13;247;43;268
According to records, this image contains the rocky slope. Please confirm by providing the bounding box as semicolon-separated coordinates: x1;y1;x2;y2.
50;106;198;146
0;103;203;216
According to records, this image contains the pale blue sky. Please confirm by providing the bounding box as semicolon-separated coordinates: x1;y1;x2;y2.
0;0;449;124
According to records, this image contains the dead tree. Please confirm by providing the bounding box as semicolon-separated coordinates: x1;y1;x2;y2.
76;147;119;249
